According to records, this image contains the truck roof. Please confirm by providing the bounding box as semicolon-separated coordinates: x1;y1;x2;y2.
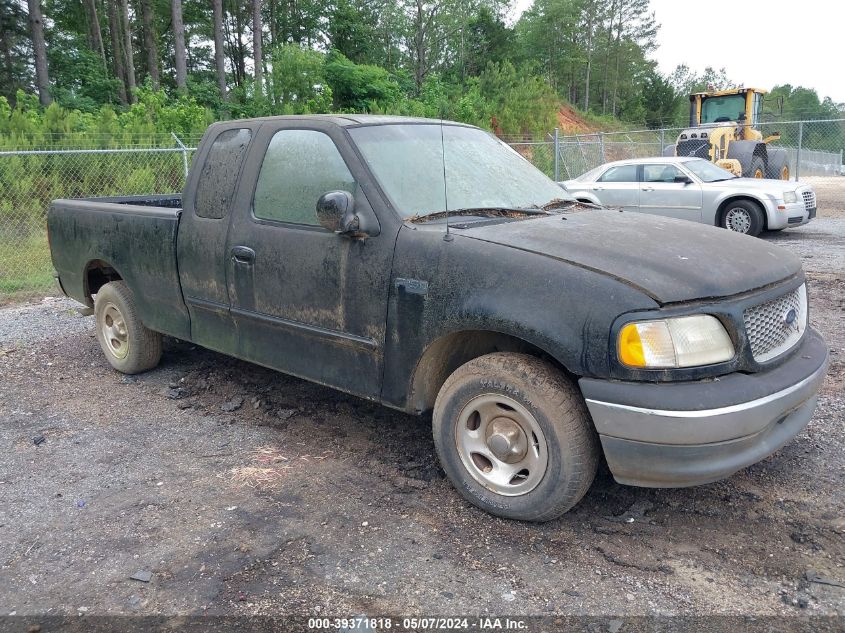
210;114;473;128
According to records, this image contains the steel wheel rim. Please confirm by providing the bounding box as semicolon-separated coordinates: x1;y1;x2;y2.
101;302;129;360
725;208;751;233
454;393;548;497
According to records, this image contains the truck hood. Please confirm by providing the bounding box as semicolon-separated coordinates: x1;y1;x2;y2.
458;210;801;304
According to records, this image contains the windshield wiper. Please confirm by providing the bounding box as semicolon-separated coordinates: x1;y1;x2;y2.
408;206;549;223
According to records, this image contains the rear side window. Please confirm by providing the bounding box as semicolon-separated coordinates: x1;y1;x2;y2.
253;130;356;225
598;165;638;183
194;128;252;219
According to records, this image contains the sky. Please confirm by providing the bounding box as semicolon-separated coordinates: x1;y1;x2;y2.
509;0;844;104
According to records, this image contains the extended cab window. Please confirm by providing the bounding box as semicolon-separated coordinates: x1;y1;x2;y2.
253;130;356;225
194;128;252;219
643;164;685;183
598;165;638;182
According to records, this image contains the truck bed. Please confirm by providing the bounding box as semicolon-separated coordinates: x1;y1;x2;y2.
47;194;191;340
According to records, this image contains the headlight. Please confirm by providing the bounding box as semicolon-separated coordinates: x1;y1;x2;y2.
783;191;798;204
618;315;734;368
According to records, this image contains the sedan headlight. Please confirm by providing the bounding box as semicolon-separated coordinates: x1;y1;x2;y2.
783;191;798;204
618;315;734;368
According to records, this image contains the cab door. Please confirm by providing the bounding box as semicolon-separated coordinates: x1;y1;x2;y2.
177;125;254;355
224;122;399;400
591;164;640;211
639;163;703;221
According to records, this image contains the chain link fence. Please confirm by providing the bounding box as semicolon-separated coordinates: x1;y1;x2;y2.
0;136;199;302
1;120;843;303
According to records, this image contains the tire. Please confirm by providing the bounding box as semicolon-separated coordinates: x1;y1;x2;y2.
743;156;766;179
432;352;599;522
94;281;162;374
720;199;765;236
766;150;790;180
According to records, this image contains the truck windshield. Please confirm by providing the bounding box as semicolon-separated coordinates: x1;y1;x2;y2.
701;94;746;124
348;124;574;219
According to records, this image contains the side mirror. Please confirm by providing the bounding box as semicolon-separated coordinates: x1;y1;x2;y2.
316;191;359;234
673;175;693;184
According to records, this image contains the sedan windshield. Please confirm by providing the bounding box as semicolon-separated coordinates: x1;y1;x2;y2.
348;124;574;219
683;158;737;182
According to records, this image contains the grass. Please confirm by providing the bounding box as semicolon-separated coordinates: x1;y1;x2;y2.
0;232;58;304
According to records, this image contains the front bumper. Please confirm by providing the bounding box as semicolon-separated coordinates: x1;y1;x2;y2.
768;196;815;230
579;328;829;487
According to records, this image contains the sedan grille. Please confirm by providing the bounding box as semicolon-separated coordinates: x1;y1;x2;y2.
743;284;807;362
677;139;710;160
801;190;816;213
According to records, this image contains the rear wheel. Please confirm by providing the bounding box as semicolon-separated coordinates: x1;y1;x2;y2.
432;352;599;522
94;281;162;374
721;199;764;236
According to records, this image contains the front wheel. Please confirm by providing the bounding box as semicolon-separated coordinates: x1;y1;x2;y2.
766;150;790;180
94;281;162;374
432;353;599;522
744;157;766;179
721;200;764;236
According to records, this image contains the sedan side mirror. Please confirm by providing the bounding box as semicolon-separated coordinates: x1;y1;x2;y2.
673;175;693;184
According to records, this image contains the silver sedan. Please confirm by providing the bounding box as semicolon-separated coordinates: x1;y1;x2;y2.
560;157;816;236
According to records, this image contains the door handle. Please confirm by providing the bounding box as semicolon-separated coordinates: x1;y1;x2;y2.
642;186;654;192
593;186;603;191
231;246;255;264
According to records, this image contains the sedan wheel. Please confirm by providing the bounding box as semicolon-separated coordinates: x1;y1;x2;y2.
724;207;752;233
720;199;764;237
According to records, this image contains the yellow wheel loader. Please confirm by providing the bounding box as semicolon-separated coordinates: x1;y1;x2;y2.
666;87;790;180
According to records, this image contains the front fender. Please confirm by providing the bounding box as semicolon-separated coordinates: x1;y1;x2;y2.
711;191;777;226
379;225;658;410
566;189;602;205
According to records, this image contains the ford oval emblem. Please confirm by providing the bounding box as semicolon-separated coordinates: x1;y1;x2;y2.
784;308;797;326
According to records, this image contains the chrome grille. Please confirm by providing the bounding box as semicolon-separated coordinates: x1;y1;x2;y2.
743;285;807;362
802;190;816;212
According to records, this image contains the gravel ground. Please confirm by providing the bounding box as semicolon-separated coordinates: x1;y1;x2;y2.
0;218;843;625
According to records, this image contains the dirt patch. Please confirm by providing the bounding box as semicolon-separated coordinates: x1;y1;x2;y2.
556;104;595;134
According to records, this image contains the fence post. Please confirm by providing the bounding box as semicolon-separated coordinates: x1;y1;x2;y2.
599;132;606;163
553;127;560;181
659;128;665;155
172;132;189;182
795;122;803;181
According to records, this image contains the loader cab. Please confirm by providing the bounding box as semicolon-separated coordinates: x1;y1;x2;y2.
690;88;766;137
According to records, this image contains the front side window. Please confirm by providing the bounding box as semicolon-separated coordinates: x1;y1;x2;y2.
253;130;356;225
195;128;252;219
598;165;638;183
643;164;685;183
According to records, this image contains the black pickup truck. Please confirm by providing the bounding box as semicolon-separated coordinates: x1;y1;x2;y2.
48;115;828;521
